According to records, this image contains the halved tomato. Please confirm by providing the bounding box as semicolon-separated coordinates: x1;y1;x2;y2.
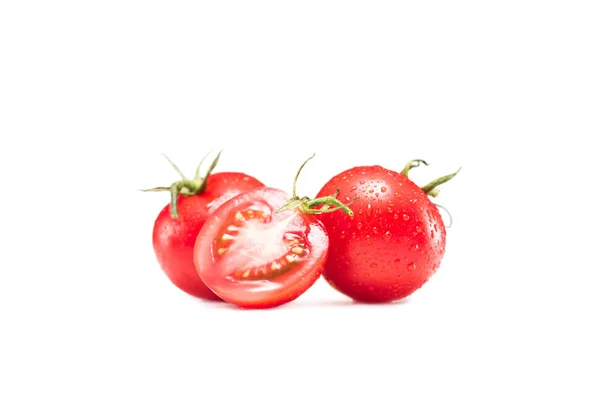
194;187;329;309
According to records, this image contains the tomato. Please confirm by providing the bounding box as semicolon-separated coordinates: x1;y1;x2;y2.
316;162;458;303
194;187;329;309
148;153;264;300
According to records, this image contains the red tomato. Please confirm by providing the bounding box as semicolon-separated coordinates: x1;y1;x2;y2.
149;153;264;300
194;187;329;309
316;164;457;303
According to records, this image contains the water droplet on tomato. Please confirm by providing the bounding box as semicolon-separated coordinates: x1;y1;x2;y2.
350;186;358;192
394;192;401;197
403;214;410;221
368;188;374;194
364;273;370;278
415;226;422;233
372;226;378;235
366;235;373;245
387;207;394;213
394;259;402;268
393;214;399;220
434;224;438;232
407;262;416;271
384;231;392;241
370;262;378;268
410;244;419;252
366;203;372;216
360;180;365;184
381;187;387;193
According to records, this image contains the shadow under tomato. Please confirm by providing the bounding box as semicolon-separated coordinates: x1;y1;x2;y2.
279;297;412;309
189;293;411;310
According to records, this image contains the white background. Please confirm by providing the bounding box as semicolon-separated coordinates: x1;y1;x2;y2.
1;1;599;399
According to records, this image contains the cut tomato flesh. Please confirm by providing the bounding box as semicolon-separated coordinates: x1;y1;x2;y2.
211;204;310;281
194;187;328;308
231;237;309;282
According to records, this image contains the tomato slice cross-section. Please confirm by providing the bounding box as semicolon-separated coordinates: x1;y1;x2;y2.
194;187;329;308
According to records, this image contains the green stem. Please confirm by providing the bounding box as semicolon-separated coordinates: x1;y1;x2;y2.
401;159;429;176
420;168;461;198
292;153;315;197
194;152;211;181
162;153;187;180
169;183;181;218
142;151;223;219
276;154;355;217
167;180;202;219
303;196;355;216
197;150;222;194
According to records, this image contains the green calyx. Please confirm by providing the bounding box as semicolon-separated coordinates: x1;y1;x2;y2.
401;159;461;197
142;151;222;219
277;154;356;217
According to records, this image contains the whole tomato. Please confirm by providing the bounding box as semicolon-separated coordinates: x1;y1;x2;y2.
146;152;264;300
316;160;459;302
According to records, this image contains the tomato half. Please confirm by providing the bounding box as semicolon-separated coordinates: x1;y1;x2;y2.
194;187;329;308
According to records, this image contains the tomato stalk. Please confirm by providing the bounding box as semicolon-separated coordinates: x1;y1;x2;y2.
401;159;461;198
142;151;222;219
400;159;429;175
277;154;356;216
421;168;461;197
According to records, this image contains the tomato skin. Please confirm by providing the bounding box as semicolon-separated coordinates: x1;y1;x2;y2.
316;165;446;303
194;187;329;309
153;172;264;300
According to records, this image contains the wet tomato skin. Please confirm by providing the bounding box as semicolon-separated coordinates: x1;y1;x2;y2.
316;165;446;303
194;187;329;309
153;173;264;300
